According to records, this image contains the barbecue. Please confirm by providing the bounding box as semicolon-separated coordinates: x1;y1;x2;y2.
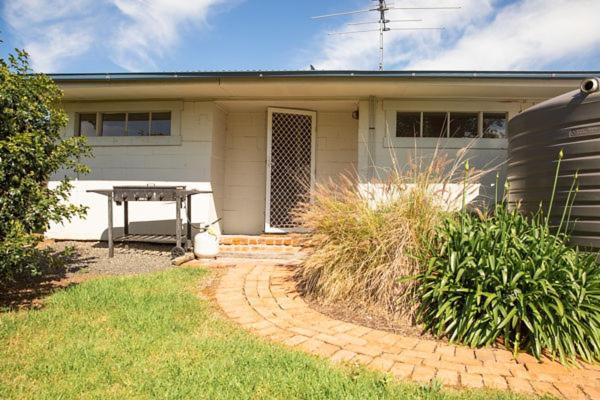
88;186;212;258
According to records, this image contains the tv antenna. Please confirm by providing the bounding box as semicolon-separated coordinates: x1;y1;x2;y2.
312;0;461;70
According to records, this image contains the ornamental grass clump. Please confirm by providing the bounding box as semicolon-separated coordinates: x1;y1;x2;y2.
294;153;481;318
416;159;600;364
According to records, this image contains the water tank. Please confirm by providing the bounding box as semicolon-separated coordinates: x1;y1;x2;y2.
507;78;600;249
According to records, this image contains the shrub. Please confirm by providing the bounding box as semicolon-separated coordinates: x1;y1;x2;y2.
0;50;90;282
294;154;481;318
416;202;600;364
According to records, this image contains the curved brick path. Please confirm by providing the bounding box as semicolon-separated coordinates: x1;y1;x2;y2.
214;260;600;399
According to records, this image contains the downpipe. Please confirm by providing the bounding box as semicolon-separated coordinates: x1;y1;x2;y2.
580;77;600;94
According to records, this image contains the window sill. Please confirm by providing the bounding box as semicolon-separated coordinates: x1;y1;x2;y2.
383;137;507;150
84;136;182;147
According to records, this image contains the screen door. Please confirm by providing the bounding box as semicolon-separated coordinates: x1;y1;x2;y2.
265;108;316;232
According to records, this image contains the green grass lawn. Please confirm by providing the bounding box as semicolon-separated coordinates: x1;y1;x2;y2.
0;267;538;400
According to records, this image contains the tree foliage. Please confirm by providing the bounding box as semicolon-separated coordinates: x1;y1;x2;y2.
0;49;90;281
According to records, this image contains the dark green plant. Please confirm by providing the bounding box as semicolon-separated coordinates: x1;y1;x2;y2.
0;49;90;281
416;154;600;364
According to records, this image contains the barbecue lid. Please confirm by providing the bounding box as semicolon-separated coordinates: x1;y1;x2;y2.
112;185;186;191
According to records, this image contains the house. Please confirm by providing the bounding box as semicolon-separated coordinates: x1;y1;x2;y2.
47;70;597;239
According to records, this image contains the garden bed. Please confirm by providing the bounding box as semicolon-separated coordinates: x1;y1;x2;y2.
301;290;434;340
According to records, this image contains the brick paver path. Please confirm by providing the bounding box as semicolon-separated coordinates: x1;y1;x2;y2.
214;261;600;399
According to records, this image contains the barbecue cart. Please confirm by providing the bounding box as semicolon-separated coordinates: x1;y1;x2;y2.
87;186;212;258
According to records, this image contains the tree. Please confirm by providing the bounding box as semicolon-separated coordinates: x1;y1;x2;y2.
0;49;91;281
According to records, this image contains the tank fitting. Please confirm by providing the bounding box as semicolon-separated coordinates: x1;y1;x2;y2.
580;78;600;94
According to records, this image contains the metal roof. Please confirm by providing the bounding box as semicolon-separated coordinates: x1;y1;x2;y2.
49;70;600;82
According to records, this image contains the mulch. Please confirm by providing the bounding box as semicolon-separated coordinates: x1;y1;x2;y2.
301;293;436;340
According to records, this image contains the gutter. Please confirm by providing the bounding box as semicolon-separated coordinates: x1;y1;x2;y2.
49;70;600;83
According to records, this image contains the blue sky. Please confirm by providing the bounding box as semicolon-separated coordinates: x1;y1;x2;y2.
1;0;600;73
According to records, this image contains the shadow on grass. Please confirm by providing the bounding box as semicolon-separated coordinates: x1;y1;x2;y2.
0;246;95;312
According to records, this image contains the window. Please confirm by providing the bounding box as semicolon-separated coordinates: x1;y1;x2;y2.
450;113;479;138
128;113;150;136
423;112;448;137
76;111;172;137
396;112;420;137
78;113;97;137
483;113;507;138
394;111;508;138
101;113;126;136
151;112;171;136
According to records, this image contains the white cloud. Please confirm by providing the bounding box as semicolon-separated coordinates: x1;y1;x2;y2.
409;0;600;70
23;26;95;73
3;0;233;72
313;0;600;71
4;0;97;72
109;0;227;71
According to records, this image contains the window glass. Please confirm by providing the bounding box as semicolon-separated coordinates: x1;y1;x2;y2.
128;112;150;136
450;113;479;138
101;113;126;136
151;112;171;136
78;113;97;136
483;113;507;138
422;112;448;137
396;112;421;137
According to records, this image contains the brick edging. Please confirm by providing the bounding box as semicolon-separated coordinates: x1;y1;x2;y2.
214;261;600;399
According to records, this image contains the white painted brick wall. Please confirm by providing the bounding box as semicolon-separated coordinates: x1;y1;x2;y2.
47;101;220;240
223;111;267;234
222;110;358;234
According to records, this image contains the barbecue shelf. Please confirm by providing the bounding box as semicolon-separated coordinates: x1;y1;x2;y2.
113;234;180;244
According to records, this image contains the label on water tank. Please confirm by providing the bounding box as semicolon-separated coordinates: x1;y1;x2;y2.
569;124;600;138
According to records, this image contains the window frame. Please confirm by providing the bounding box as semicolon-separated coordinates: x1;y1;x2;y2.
422;111;449;138
482;112;509;139
69;101;182;147
395;111;422;138
76;111;173;137
100;112;128;137
149;111;173;136
77;112;101;137
449;112;480;139
127;112;151;137
394;111;508;139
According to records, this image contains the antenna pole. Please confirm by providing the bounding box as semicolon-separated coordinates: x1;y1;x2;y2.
378;0;385;70
312;1;459;70
379;20;384;70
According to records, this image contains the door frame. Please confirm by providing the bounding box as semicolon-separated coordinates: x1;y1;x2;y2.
265;107;317;233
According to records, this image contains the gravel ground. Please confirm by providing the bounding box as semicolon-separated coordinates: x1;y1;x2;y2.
51;240;175;277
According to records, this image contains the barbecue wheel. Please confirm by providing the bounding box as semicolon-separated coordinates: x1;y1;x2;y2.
170;246;186;259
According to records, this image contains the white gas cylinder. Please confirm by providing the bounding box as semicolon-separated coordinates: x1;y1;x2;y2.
193;227;219;258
